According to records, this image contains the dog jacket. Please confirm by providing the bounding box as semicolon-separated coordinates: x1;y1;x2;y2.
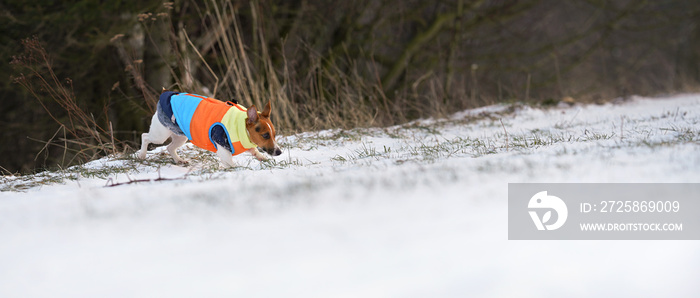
165;92;256;155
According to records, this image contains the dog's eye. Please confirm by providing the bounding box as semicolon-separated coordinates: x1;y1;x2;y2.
262;133;270;139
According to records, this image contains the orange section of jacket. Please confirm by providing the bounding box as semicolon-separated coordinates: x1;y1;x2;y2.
231;141;248;155
188;95;231;152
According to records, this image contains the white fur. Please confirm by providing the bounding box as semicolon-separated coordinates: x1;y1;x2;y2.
215;145;236;167
136;113;270;167
249;147;268;161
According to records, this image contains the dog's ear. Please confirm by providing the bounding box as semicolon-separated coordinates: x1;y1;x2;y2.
261;102;271;118
247;105;258;124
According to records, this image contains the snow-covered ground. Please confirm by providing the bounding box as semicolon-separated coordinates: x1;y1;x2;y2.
1;94;699;297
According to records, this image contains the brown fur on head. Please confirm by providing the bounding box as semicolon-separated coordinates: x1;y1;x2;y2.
246;102;282;156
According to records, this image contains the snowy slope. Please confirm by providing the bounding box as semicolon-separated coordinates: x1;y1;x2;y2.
1;94;700;297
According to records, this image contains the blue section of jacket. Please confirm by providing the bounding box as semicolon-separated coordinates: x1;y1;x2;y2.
169;93;203;140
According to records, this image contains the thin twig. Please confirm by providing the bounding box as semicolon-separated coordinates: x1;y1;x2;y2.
109;121;115;155
0;165;14;175
34;125;64;162
105;175;186;187
183;29;219;96
500;118;509;152
620;115;624;141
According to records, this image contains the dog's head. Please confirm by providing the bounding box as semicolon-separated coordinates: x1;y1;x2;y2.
246;102;282;156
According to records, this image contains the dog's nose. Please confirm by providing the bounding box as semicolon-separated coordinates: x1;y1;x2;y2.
273;148;282;156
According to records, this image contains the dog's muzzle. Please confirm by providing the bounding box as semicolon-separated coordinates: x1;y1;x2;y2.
266;147;282;156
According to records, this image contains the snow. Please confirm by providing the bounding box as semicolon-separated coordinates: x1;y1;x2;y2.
2;94;700;297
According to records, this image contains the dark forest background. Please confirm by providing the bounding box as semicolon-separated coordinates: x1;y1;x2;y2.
2;0;700;173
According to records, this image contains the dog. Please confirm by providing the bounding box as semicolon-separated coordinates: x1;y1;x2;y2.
137;90;282;167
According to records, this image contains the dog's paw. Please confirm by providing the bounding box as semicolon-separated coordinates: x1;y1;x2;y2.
252;151;269;161
136;150;147;160
219;161;237;168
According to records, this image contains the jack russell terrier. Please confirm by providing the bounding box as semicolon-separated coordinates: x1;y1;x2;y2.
137;90;282;167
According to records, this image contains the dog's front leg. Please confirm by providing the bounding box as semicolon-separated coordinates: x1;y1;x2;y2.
215;145;237;168
248;148;268;161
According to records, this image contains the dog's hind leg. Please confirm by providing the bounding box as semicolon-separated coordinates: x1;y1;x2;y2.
167;134;189;164
137;114;172;159
137;134;151;160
